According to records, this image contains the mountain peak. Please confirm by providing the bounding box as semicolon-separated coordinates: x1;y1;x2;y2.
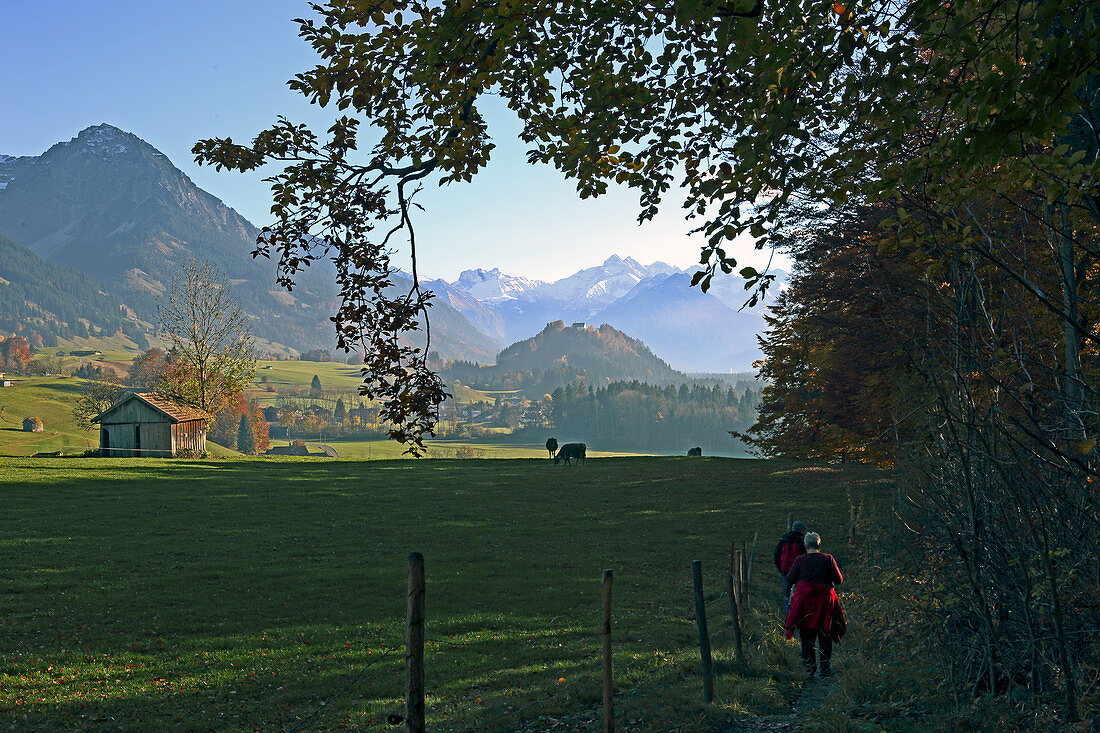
65;124;138;156
453;267;543;301
77;123;128;137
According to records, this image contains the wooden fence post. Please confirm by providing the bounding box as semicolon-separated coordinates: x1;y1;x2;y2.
692;560;714;703
787;512;793;531
726;572;744;664
601;569;614;733
734;549;744;619
746;532;757;608
406;552;426;733
848;502;857;549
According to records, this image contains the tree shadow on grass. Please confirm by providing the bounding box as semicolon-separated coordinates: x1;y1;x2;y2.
0;457;881;730
32;381;87;396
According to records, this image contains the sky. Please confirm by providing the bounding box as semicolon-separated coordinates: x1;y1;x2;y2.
1;1;786;282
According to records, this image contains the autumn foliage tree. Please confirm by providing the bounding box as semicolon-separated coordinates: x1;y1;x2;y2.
749;177;1100;721
193;0;1100;462
0;336;32;373
209;393;270;453
157;259;256;413
127;348;169;389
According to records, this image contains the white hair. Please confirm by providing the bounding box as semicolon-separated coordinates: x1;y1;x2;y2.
805;532;821;550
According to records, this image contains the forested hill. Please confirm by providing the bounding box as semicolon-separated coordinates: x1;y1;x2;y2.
0;235;139;346
437;320;685;393
0;124;338;351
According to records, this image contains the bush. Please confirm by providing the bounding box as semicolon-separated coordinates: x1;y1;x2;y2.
453;446;483;459
175;448;209;459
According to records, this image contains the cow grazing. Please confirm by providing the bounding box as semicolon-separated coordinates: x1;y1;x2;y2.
687;447;702;457
546;437;559;459
554;442;587;465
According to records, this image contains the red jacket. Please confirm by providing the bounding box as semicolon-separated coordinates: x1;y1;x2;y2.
784;553;846;640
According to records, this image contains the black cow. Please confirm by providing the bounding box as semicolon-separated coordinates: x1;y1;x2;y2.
546;437;559;459
554;442;587;465
687;447;702;457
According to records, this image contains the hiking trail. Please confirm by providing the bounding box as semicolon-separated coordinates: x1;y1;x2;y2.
714;676;835;732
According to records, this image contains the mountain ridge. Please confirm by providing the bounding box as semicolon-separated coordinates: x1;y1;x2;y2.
0;123;776;372
0;124;501;362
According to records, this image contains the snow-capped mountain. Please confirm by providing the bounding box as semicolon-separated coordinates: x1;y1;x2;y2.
593;272;767;372
452;267;544;301
527;255;681;309
439;255;781;372
0;124;501;362
0;123;779;370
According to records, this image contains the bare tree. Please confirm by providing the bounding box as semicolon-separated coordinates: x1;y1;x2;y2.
72;380;128;431
157;259;255;412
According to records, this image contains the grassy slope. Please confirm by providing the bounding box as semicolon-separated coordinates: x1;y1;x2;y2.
0;377;98;455
0;457;886;732
0;375;580;458
252;361;494;406
254;360;367;394
0;378;242;457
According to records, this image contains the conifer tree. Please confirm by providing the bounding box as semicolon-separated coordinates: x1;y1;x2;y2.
310;375;323;398
237;413;256;455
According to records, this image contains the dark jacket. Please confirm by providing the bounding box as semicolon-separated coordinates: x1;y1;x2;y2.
785;552;843;587
785;552;846;639
773;530;807;574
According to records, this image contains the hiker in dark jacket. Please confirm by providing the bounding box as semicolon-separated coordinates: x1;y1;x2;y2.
784;532;845;679
774;520;808;617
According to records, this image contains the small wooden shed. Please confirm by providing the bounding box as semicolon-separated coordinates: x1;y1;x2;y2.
93;392;213;457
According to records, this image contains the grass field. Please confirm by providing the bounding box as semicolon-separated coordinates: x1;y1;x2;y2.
270;438;646;460
0;377;99;455
249;362;495;406
0;457;887;731
251;360;368;399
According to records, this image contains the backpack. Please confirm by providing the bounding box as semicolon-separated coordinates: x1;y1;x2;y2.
779;540;803;574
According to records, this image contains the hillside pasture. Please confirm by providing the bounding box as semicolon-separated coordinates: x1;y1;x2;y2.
0;457;886;731
251;359;367;398
0;377;98;455
0;378;243;458
252;362;496;407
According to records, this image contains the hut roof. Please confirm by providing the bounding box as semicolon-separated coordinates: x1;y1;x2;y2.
92;392;214;424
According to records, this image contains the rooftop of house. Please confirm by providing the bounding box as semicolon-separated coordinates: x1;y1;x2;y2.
93;392;214;424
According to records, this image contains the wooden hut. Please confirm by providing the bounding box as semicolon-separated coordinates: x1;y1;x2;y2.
93;392;213;457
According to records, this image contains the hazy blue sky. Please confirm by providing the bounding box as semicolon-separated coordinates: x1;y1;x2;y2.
1;1;784;281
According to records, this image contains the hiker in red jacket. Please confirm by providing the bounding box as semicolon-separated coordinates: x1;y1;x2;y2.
773;520;808;617
784;532;846;680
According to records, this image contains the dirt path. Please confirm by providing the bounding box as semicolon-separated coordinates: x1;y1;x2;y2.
505;676;836;732
714;676;834;732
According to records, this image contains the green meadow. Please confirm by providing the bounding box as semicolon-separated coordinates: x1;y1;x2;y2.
284;438;644;460
0;377;99;456
0;457;886;731
251;360;369;399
